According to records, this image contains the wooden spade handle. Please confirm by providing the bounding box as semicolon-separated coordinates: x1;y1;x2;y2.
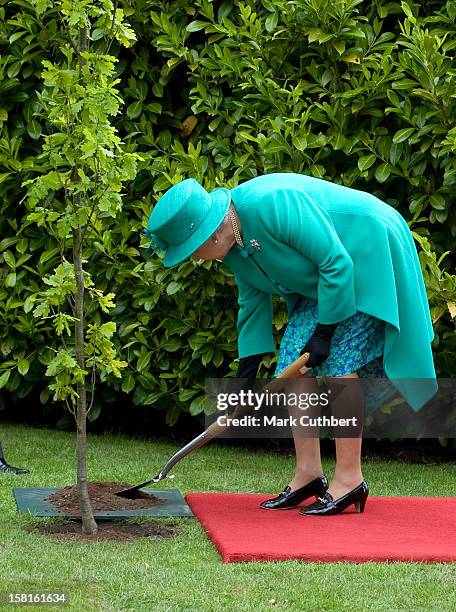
140;352;314;485
204;351;311;438
261;351;311;394
277;351;311;378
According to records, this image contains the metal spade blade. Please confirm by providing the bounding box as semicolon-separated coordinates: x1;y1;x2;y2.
114;352;311;498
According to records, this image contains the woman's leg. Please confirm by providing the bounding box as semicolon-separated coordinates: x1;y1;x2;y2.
323;371;364;500
286;375;324;491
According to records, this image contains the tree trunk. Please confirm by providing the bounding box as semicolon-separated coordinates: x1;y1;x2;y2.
70;24;97;536
73;224;97;536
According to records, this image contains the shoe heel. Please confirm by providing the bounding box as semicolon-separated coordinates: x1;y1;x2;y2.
354;496;367;513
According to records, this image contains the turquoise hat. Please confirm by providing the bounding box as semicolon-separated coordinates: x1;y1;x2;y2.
144;178;231;267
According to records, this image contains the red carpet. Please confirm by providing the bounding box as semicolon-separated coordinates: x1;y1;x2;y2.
185;493;456;563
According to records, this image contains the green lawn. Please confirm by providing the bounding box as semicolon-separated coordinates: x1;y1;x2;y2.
1;423;455;612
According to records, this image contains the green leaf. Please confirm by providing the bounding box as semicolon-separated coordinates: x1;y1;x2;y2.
137;351;152;372
154;175;172;191
166;281;181;295
5;272;16;288
386;90;401;107
0;370;11;389
448;1;456;21
9;31;26;44
161;337;181;351
435;210;448;223
17;359;30;376
40;248;59;265
27;120;41;140
99;321;116;337
127;101;143;119
429;194;446;210
40;389;50;405
23;295;36;313
179;388;199;402
145;102;162;114
7;60;21;78
0;238;18;252
375;162;391;183
121;374;135;393
401;1;416;21
308;29;333;44
309;164;325;178
3;251;15;268
392;128;415;143
265;12;278;32
292;135;307;151
209;116;223;131
391;78;417;90
87;403;101;422
218;1;233;21
186;20;207;32
157;130;172;149
91;28;105;41
389;142;402;165
189;394;206;415
166;404;180;426
333;40;345;55
358;154;377;172
143;391;165;405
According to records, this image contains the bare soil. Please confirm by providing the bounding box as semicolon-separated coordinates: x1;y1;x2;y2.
29;519;176;542
45;481;164;513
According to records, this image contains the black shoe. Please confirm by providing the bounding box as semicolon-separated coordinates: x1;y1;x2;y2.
0;459;29;474
299;480;369;516
260;475;329;510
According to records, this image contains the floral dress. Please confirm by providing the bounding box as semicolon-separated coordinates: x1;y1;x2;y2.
271;282;395;414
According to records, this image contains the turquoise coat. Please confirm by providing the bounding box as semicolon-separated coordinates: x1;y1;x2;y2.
222;173;438;412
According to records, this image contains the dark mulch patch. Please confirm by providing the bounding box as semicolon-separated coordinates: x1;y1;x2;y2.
45;481;164;514
29;519;176;542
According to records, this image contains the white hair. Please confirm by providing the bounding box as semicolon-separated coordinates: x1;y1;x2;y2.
212;205;232;236
221;207;231;226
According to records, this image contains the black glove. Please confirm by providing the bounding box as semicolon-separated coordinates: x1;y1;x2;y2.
226;353;263;415
299;322;338;368
226;353;263;402
213;355;264;418
235;353;263;391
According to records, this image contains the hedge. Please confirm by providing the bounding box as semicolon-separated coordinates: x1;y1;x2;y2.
0;0;455;428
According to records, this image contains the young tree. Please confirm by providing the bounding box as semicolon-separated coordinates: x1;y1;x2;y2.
20;1;141;534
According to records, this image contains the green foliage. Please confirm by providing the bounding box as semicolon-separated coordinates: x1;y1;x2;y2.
0;0;455;428
1;0;141;413
413;231;456;375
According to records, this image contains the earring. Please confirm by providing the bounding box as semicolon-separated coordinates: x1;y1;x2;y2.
214;239;218;244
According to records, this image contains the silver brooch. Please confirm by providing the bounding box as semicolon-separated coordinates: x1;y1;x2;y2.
249;238;261;251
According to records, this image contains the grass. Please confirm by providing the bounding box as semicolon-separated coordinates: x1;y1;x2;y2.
1;423;455;612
